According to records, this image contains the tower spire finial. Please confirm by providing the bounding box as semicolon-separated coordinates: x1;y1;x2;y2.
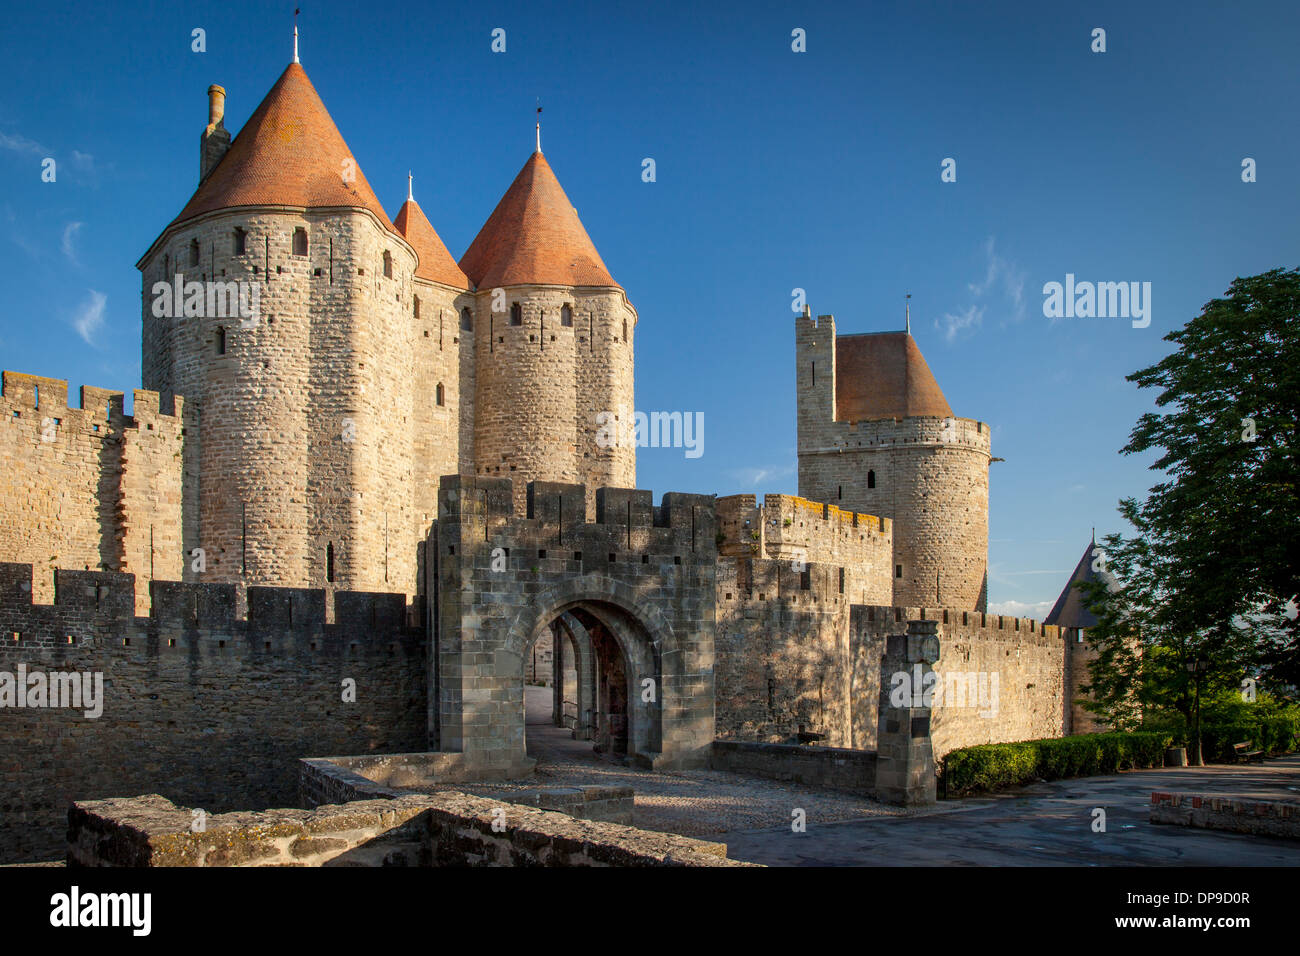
293;7;300;63
536;99;542;153
905;293;912;335
408;171;413;202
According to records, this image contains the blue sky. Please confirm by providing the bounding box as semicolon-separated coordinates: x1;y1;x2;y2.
1;1;1297;615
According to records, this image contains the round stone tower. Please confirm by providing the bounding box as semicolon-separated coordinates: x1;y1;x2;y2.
137;61;423;593
392;180;474;535
796;314;990;610
458;148;636;514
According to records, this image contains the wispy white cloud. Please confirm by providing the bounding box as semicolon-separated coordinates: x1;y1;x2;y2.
71;290;107;346
0;133;97;182
935;236;1028;343
0;130;48;156
61;221;83;261
936;304;984;343
729;464;795;488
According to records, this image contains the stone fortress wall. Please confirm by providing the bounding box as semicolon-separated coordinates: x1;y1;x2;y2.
710;492;1064;756
0;561;424;864
0;373;189;613
429;477;717;775
713;561;1065;756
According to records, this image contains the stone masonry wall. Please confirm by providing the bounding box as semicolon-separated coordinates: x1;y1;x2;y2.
717;493;893;606
850;605;1065;757
0;562;424;864
714;576;1066;760
411;278;475;547
714;556;855;747
139;207;424;597
67;791;752;867
0;373;188;613
432;477;715;774
472;286;636;517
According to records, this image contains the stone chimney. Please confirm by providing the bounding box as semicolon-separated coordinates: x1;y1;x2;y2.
200;84;231;182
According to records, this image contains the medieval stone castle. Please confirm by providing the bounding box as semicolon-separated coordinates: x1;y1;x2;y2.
0;55;1100;862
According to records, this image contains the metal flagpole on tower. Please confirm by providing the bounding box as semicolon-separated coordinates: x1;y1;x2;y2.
293;8;300;63
536;99;542;153
905;293;912;335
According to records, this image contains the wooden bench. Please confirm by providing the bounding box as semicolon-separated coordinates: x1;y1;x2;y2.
1232;741;1265;763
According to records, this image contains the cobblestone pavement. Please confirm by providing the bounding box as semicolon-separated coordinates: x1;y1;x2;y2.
720;754;1300;866
436;687;910;838
426;690;1300;865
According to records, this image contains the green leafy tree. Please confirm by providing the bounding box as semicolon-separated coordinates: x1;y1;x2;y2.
1078;268;1300;756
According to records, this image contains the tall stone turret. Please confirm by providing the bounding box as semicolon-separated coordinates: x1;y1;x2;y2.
459;148;636;515
796;311;990;611
393;180;474;534
137;60;425;593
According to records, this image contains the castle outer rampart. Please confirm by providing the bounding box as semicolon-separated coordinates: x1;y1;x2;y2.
0;562;424;864
0;373;190;612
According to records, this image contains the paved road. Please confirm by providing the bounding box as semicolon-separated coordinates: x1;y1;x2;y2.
720;756;1300;866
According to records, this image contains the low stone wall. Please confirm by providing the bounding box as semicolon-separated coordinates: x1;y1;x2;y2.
1150;792;1300;840
502;786;634;824
710;740;876;795
67;793;754;867
300;754;470;807
68;794;435;867
300;757;634;823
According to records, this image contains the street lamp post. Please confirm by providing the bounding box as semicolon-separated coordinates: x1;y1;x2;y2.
1185;658;1208;766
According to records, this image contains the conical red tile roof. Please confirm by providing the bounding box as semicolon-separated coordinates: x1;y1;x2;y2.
170;63;393;231
834;332;954;421
393;197;469;290
459;151;619;289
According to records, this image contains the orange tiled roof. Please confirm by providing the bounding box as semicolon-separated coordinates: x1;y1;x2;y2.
459;151;619;289
393;197;469;290
834;332;954;421
170;63;394;231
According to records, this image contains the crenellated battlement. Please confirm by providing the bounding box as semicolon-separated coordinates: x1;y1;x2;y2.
804;413;992;455
854;604;1062;646
716;493;893;607
717;493;890;556
716;556;855;609
0;562;415;642
437;476;717;561
1;371;186;430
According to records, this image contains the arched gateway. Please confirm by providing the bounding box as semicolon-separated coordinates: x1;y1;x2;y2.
427;476;717;777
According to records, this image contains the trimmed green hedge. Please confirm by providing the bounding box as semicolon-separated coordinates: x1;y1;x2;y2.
1185;716;1300;762
941;731;1174;798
